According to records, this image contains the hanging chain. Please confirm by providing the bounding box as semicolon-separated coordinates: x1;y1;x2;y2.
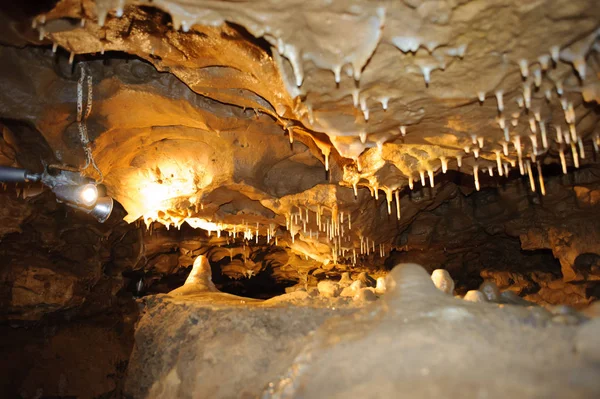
76;64;103;183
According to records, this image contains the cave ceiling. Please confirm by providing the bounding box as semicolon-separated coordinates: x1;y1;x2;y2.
0;0;599;265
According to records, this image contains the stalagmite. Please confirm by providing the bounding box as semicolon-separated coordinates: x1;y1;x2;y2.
473;164;480;191
375;277;386;295
464;290;487;302
170;255;217;295
431;269;454;295
479;281;501;302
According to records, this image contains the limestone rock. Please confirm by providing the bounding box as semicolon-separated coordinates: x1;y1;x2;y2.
479;281;501;302
340;280;364;297
500;291;534;306
582;301;600;318
575;318;600;363
431;269;454;295
148;253;179;275
356;272;376;288
317;280;341;298
375;276;386;295
338;272;352;287
463;290;487;303
353;287;377;302
10;266;81;320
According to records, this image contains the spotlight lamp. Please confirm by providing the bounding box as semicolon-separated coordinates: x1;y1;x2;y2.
53;183;98;207
0;165;114;223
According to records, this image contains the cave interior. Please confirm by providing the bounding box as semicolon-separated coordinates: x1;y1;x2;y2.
1;0;600;398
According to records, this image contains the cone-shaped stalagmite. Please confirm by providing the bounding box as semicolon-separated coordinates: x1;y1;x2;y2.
169;255;218;296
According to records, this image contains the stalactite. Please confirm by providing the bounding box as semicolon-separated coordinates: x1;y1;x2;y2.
536;161;546;196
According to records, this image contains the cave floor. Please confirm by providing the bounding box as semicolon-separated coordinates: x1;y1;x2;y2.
125;264;600;399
